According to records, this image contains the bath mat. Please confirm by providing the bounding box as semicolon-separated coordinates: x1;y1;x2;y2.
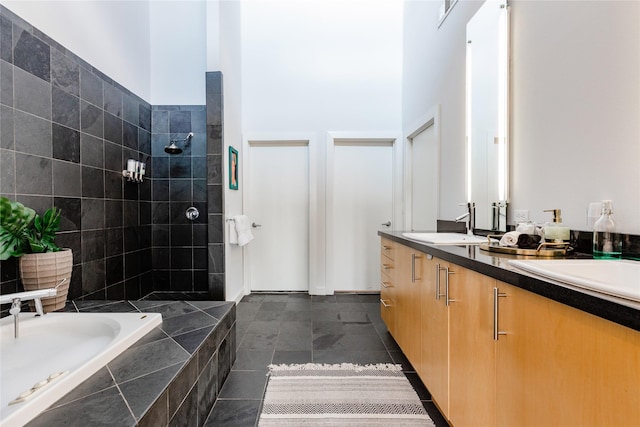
258;363;435;426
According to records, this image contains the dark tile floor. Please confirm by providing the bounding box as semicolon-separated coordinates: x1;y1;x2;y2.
203;292;448;427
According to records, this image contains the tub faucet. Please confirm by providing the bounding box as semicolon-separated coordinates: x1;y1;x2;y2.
456;202;476;235
1;287;58;338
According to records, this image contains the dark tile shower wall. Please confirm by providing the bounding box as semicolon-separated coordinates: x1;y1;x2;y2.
151;106;208;293
0;6;154;302
206;72;224;300
0;8;226;306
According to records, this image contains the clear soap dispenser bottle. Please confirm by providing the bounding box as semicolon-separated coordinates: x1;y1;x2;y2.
592;200;622;259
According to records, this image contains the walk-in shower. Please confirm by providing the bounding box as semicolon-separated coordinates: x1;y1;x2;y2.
164;132;194;154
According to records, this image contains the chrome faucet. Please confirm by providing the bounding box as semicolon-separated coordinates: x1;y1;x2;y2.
456;202;476;235
1;287;59;338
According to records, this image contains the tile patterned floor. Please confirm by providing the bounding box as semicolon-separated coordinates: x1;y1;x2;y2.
203;293;448;427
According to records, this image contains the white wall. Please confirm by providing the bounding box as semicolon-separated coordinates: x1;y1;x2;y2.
237;0;404;296
510;0;639;233
1;0;153;102
149;0;207;105
403;0;483;222
211;0;244;303
2;0;208;105
241;0;403;134
403;0;640;233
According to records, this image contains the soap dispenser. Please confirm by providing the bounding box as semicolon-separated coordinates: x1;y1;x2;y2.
592;200;622;259
543;209;570;242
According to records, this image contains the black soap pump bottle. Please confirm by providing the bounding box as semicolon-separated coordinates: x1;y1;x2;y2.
592;200;621;259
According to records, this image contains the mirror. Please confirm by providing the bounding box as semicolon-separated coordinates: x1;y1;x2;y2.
466;0;509;231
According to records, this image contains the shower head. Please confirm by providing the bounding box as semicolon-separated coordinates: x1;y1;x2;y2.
164;132;193;155
164;142;183;155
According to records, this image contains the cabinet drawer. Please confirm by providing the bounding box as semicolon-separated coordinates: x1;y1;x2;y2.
380;253;395;273
380;275;393;290
381;238;395;260
380;287;396;336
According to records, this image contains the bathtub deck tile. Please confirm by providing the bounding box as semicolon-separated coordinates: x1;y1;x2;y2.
118;362;182;419
160;310;219;337
129;326;170;349
27;300;235;427
108;337;190;384
50;367;116;408
131;300;199;320
173;325;216;354
26;386;136;427
203;304;233;320
188;300;233;310
77;300;138;313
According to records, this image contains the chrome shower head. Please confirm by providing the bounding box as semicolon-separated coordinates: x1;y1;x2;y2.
164;132;193;155
164;142;183;155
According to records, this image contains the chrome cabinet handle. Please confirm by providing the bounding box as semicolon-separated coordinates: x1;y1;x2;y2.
380;299;391;308
411;253;421;283
436;264;447;301
382;264;393;270
435;263;441;300
493;287;507;340
381;281;391;288
382;245;392;251
445;266;455;306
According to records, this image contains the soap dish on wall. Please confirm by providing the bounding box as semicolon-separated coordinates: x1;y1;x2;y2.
480;235;571;257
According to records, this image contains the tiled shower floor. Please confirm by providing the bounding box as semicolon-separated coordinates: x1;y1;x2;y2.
203;293;448;427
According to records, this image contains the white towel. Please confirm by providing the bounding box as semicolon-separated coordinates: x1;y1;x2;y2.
499;231;521;247
516;223;544;237
516;223;535;234
233;215;254;247
228;219;239;245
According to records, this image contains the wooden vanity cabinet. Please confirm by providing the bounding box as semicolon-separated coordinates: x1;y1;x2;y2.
419;257;497;425
395;244;423;364
380;238;396;337
380;237;640;427
448;265;497;427
419;256;450;418
495;281;640;427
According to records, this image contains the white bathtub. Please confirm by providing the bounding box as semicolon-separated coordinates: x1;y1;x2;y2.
0;312;162;426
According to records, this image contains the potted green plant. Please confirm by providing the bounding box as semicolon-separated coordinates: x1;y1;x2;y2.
0;196;72;312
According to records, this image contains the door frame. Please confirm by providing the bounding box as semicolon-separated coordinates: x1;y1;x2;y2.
241;133;319;295
325;131;402;295
403;105;441;231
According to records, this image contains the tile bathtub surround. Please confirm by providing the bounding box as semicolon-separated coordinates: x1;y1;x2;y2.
27;299;236;427
0;7;153;303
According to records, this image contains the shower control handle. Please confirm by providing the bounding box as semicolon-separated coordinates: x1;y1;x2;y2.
186;207;199;221
252;223;262;228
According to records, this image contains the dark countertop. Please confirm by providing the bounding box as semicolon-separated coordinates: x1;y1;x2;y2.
380;231;640;333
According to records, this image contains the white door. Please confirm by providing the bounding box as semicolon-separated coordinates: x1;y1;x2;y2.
410;124;438;231
246;142;309;291
329;140;394;292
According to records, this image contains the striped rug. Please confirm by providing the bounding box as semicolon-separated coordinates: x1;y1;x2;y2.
258;363;435;426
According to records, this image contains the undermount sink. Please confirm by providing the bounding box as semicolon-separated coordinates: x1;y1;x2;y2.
508;259;640;303
401;232;487;245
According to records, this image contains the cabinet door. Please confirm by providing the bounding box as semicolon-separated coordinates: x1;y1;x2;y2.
496;281;640;427
448;266;496;427
396;245;424;365
420;257;450;419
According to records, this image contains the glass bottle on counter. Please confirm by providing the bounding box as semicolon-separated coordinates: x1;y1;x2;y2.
592;200;622;259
